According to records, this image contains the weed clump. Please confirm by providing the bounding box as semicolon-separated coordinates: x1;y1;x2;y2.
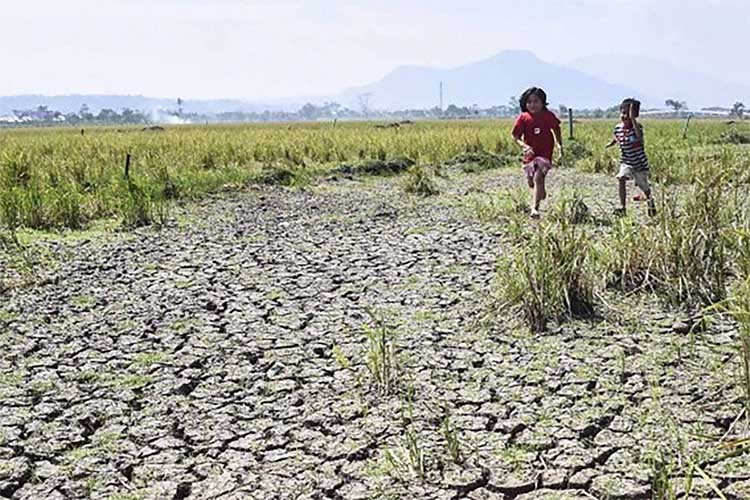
550;190;591;225
363;312;400;397
448;151;514;173
336;157;415;176
258;164;306;186
497;220;596;332
603;167;733;306
713;278;750;420
402;165;442;196
717;128;750;145
120;179;168;228
466;188;529;224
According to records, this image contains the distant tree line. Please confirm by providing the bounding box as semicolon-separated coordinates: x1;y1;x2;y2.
2;98;746;127
1;105;151;127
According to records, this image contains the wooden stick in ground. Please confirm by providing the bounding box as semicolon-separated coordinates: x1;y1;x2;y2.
568;108;574;140
124;153;131;179
682;113;693;139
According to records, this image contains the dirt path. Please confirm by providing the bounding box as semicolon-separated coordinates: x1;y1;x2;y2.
1;169;748;499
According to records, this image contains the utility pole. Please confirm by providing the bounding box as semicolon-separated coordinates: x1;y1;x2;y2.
439;81;444;112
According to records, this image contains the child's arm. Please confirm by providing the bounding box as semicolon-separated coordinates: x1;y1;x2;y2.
511;116;535;155
553;125;563;156
512;132;533;154
632;121;643;142
605;138;616;148
629;103;644;140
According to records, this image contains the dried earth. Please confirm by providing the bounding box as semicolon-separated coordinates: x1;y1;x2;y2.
1;168;748;499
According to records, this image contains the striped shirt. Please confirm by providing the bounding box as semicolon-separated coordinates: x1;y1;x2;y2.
614;123;649;172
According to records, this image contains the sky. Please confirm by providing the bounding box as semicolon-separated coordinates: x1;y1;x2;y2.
1;0;748;100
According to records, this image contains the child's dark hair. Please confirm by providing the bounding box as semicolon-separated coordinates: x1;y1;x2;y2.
620;98;641;115
519;87;549;113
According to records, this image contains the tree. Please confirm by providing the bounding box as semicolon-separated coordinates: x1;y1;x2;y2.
79;103;94;121
298;103;318;120
97;109;119;124
508;96;520;114
445;104;461;117
665;99;687;112
177;98;184;117
65;112;81;125
731;101;745;119
33;106;55;121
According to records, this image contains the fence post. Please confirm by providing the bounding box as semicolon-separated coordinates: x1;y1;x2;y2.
568;108;574;140
682;114;693;139
124;153;131;179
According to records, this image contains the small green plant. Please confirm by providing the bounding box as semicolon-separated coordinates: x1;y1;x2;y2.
551;190;590;225
402;164;441;196
363;312;399;397
332;344;351;370
649;454;678;500
404;428;425;479
132;351;170;368
384;427;426;480
465;188;529;225
603;215;659;292
0;228;19;251
399;375;416;423
442;416;463;465
71;295;97;308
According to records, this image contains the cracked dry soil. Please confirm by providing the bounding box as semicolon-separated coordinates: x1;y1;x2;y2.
1;168;749;500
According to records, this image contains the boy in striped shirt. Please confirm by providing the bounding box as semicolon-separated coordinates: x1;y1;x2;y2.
606;98;656;216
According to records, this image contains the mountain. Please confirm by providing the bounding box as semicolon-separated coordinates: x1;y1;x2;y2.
569;54;750;109
4;51;742;115
0;95;279;115
336;50;647;110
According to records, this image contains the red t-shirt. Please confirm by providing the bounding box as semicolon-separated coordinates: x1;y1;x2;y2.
512;110;561;161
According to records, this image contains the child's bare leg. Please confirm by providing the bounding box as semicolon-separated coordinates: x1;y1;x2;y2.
643;188;657;216
533;170;546;211
619;178;627;209
536;171;547;201
526;173;536;216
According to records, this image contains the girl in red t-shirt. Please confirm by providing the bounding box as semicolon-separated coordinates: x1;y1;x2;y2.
511;87;564;218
